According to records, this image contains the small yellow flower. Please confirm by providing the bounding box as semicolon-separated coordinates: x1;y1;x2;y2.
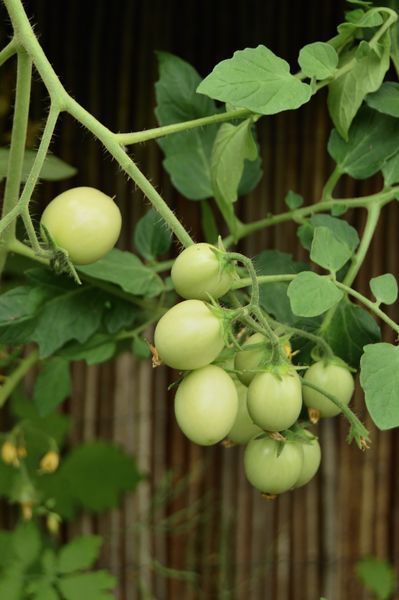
1;440;18;466
21;502;33;521
17;446;27;459
46;512;61;535
40;450;60;473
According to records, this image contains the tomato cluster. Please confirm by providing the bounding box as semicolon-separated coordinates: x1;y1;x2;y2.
154;244;356;497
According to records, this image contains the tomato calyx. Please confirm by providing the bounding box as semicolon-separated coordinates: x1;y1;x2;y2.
41;224;82;284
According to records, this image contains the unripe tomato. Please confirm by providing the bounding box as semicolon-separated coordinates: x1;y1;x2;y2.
171;243;235;301
244;436;303;494
174;365;238;445
154;300;225;370
303;361;354;417
247;369;302;432
294;432;321;488
234;333;272;386
40;186;122;265
227;377;262;444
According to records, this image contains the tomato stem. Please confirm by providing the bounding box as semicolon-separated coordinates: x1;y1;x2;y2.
0;350;39;408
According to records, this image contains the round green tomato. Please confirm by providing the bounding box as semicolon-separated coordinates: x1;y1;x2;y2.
294;432;321;488
247;369;302;432
154;300;225;370
174;365;238;445
303;361;354;417
226;377;262;444
234;333;272;386
171;243;235;300
40;186;121;265
244;437;303;494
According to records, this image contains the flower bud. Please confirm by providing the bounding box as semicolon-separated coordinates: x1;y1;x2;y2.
40;450;60;473
1;440;18;466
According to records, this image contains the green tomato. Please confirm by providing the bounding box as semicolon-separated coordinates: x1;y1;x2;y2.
226;377;262;444
294;432;321;488
40;186;121;265
303;361;354;417
234;333;272;386
174;365;238;445
171;243;235;300
247;369;302;432
154;300;225;370
244;436;303;494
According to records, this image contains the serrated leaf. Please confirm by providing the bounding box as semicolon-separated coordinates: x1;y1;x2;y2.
298;42;338;80
33;358;71;416
31;288;104;358
211;119;258;234
360;343;399;430
197;45;312;115
0;286;47;345
57;571;116;600
327;34;390;139
78;249;164;297
287;272;343;317
134;208;172;260
382;151;399;186
0;148;77;182
370;273;398;305
366;82;399;117
356;557;396;600
40;442;144;518
58;536;102;574
310;227;353;272
298;214;359;251
328;106;399;179
284;190;304;210
324;298;380;368
58;335;116;365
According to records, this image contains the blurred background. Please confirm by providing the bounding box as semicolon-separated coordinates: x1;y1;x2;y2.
1;0;398;598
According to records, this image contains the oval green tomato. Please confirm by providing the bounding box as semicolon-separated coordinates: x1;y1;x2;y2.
40;186;122;265
294;432;321;488
303;361;354;417
171;243;235;300
244;437;303;494
234;333;272;386
174;365;238;445
154;300;225;370
227;377;262;444
247;369;302;432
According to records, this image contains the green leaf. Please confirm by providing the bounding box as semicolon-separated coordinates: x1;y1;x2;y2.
382;151;399;186
58;536;103;574
366;82;399;117
200;200;219;244
132;336;151;359
57;571;116;600
12;521;41;566
58;335;116;365
211;119;258;234
328;106;399;179
0;565;24;600
155;51;219;200
10;392;71;446
287;272;343;317
30;584;59;600
254;250;312;325
31;288;104;358
310;227;353;272
298;214;359;252
327;35;390;139
41;442;144;518
0;148;77;182
197;45;312;115
78;249;164;297
284;190;304;210
298;42;338;80
33;358;71;416
360;343;399;430
324;298;380;368
102;297;138;335
345;9;383;27
134;208;172;260
356;557;396;600
370;273;398;305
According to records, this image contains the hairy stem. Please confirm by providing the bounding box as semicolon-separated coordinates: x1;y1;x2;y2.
0;50;32;272
116;108;251;144
0;38;17;66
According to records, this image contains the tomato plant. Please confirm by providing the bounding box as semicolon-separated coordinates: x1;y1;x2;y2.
0;0;399;594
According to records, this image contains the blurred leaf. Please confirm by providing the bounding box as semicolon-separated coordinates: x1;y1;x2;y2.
284;190;304;210
12;521;41;567
132;336;151;359
57;571;116;600
134;209;172;260
0;148;76;182
57;536;103;574
33;358;71;416
355;556;396;600
58;335;116;365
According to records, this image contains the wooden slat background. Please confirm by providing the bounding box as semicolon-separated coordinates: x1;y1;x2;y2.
2;0;399;598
